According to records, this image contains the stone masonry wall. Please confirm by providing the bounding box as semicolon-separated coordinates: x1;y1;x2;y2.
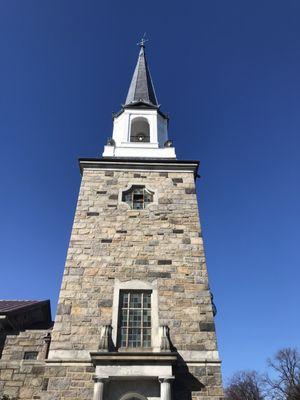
174;362;224;399
0;329;50;399
0;166;223;399
1;330;49;362
47;166;223;399
0;361;95;400
0;360;222;400
51;168;218;353
0;329;96;400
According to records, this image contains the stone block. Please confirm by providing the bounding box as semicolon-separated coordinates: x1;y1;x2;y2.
48;377;71;390
101;239;112;243
57;304;72;315
158;197;173;204
172;178;183;183
148;272;171;278
173;229;184;234
98;299;113;307
185;187;196;194
135;259;149;265
105;171;114;177
199;322;216;332
173;285;184;292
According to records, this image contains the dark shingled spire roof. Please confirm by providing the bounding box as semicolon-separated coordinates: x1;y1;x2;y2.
125;44;158;107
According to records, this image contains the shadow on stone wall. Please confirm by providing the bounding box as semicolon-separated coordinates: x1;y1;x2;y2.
167;333;204;399
172;354;205;400
0;334;6;358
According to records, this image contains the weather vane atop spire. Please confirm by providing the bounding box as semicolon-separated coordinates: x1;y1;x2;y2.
137;32;149;48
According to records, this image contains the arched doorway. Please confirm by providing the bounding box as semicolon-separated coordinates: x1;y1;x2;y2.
119;393;147;400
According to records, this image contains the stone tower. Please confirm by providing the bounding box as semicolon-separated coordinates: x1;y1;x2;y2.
47;43;224;400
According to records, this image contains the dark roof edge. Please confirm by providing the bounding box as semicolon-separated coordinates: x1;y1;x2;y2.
0;299;51;316
113;104;168;120
79;158;200;178
0;300;52;331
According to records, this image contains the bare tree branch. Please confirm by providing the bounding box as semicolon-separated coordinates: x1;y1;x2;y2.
264;347;300;400
225;370;265;400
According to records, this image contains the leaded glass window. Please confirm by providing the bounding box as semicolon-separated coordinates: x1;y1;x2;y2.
118;291;151;348
122;185;154;210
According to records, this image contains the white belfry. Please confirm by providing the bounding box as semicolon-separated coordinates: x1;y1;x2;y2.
103;44;176;159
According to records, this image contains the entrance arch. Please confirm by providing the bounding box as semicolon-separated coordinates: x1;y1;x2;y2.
119;393;147;400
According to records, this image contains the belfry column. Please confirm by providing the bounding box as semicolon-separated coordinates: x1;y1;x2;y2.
159;376;174;400
93;376;108;400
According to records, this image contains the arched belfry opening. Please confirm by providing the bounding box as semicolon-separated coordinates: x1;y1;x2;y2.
130;117;150;142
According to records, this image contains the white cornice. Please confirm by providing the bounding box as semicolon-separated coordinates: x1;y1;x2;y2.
79;158;199;177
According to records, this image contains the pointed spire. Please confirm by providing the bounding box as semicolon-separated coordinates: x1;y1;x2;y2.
125;41;158;107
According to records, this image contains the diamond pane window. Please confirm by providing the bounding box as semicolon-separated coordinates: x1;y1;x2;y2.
122;186;154;210
118;291;152;348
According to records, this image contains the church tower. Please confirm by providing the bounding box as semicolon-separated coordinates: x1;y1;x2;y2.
46;42;224;400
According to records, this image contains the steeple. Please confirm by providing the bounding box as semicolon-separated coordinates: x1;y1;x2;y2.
125;44;158;107
102;41;176;159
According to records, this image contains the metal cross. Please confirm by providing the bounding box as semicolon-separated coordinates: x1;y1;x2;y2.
137;33;149;47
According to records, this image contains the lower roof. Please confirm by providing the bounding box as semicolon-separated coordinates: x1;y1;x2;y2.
0;300;52;331
0;300;42;314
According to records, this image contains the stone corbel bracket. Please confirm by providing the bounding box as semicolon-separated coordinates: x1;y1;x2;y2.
160;325;172;351
98;324;115;352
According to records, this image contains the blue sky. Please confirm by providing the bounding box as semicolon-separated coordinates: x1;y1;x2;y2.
1;0;299;382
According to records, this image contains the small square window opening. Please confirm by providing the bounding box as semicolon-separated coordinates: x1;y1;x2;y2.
23;351;38;360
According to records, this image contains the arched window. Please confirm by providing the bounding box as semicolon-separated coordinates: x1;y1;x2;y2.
122;185;154;210
130;118;150;142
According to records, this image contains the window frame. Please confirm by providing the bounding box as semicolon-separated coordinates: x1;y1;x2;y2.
112;279;160;352
122;185;154;210
117;290;152;349
119;183;157;211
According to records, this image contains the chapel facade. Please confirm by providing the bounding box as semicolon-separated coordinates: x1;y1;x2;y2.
0;43;224;400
